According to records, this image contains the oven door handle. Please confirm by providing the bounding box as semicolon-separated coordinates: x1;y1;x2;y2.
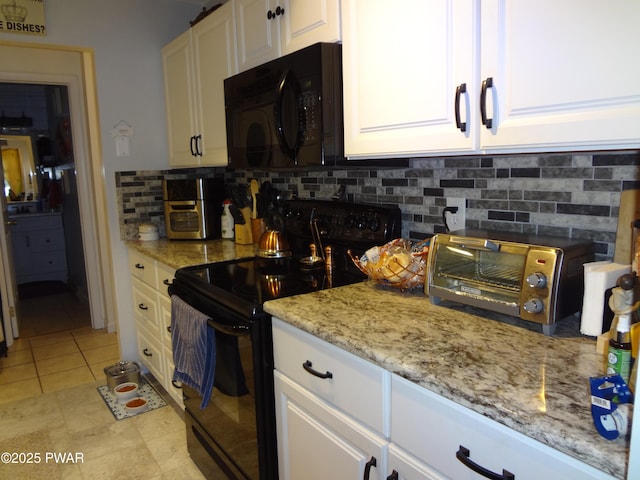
274;69;305;163
450;237;500;252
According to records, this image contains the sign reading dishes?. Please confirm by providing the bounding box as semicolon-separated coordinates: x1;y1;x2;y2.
0;0;46;36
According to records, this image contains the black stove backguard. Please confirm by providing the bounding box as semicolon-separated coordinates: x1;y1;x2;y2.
281;198;402;263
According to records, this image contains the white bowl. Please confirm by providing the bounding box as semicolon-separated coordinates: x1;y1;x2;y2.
114;382;139;402
124;397;148;413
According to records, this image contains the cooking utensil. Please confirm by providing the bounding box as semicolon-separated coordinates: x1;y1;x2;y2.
613;189;640;265
255;193;269;219
229;204;245;224
250;179;260;219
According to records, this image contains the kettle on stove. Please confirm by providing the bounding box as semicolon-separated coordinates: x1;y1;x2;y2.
256;213;291;258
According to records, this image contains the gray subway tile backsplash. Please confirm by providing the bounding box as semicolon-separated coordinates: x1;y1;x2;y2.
116;151;640;261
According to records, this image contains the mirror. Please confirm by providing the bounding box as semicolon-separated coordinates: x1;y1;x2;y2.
1;135;37;202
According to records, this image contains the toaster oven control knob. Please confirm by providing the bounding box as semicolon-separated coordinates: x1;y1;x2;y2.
524;297;544;314
526;272;547;289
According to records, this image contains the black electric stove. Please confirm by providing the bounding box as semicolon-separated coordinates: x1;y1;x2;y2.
168;199;401;480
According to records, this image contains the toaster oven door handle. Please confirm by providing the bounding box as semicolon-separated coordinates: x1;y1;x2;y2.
168;201;198;210
450;237;500;252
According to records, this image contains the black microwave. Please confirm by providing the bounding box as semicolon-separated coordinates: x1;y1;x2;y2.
224;42;344;169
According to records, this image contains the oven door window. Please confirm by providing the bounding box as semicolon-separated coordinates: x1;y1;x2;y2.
431;241;526;305
183;328;259;479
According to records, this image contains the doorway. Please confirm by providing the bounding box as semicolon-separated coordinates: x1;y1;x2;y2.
0;83;90;337
0;42;115;348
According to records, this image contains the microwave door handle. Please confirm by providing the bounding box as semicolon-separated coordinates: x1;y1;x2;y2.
275;69;305;162
450;237;500;252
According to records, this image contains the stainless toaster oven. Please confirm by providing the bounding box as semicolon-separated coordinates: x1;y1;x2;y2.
163;178;225;240
426;230;595;335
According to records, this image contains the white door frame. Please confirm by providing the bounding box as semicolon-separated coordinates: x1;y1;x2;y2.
0;42;117;339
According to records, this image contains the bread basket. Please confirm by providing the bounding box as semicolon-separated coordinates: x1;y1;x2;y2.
349;238;429;290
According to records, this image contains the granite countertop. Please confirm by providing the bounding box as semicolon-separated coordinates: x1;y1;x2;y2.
126;237;257;270
263;282;628;479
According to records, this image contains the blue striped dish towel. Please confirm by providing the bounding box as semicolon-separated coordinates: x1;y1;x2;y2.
170;295;216;409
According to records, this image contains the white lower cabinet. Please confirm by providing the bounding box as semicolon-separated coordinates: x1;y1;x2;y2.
10;213;68;284
275;372;387;480
272;317;615;480
273;318;389;480
128;249;182;408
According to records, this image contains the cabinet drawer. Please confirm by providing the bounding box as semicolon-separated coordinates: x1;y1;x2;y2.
31;251;67;273
155;261;176;293
136;322;165;384
132;278;160;336
273;318;388;435
129;250;156;286
391;375;612;480
30;229;65;252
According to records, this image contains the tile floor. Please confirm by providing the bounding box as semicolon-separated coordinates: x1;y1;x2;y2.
0;290;206;479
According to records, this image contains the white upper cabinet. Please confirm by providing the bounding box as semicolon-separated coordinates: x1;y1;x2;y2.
343;0;640;160
235;0;341;72
342;0;477;159
162;31;196;167
162;2;237;167
479;0;640;153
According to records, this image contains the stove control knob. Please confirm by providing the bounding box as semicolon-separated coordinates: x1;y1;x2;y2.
526;272;547;289
523;297;544;314
345;214;356;228
368;216;381;232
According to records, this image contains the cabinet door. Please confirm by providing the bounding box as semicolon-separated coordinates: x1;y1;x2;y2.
192;1;237;166
280;0;341;55
480;0;640;152
162;30;199;167
275;371;387;480
342;0;477;159
235;0;280;72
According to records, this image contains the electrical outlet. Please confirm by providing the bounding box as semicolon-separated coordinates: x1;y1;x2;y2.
445;197;466;231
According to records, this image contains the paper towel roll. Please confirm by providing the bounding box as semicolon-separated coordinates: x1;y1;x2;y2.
580;262;631;336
